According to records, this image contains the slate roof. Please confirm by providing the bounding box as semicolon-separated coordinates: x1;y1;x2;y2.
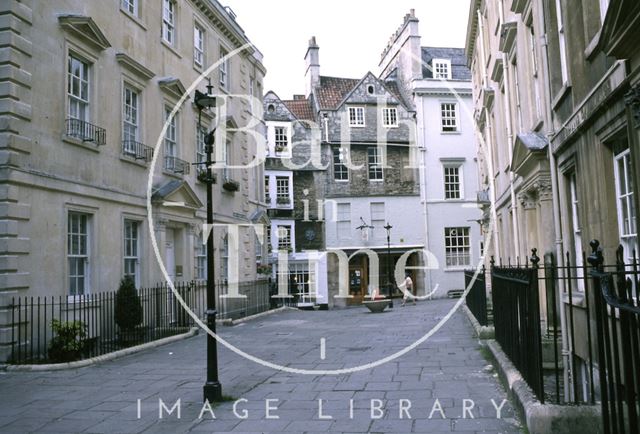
421;47;471;80
315;76;360;110
282;98;315;121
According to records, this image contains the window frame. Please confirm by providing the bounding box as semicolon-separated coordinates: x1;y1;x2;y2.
123;219;141;287
219;45;229;89
67;53;91;123
333;147;349;181
613;149;638;260
382;107;398;128
370;202;385;239
444;226;471;268
221;235;228;281
554;0;570;86
67;211;91;296
121;0;139;17
162;0;176;46
163;106;178;158
276;224;293;251
443;164;463;200
367;147;384;181
433;58;452;80
440;102;459;133
195;238;207;280
122;84;140;154
336;203;351;239
193;23;205;68
348;106;365;127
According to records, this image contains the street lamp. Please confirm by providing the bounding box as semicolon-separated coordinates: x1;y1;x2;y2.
384;222;393;308
194;80;222;403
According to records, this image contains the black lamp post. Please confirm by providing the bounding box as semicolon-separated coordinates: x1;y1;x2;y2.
194;81;222;403
384;222;393;308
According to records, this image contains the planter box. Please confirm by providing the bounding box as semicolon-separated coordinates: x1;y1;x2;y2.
222;179;239;192
363;299;389;313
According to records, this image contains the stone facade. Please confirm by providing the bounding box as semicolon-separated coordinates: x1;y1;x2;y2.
0;0;266;361
465;0;640;405
262;37;425;308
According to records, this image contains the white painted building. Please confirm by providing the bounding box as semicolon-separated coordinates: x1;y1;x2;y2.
380;11;483;297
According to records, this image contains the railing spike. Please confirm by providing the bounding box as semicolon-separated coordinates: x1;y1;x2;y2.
587;239;604;271
531;248;540;268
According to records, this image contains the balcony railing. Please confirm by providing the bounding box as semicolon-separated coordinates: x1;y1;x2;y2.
164;155;190;175
122;140;153;162
65;118;106;146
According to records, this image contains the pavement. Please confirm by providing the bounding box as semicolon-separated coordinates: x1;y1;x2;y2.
0;298;523;433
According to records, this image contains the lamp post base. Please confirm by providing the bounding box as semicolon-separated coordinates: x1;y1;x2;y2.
387;287;394;309
203;381;223;402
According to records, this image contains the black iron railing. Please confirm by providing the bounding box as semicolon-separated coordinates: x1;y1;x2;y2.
464;266;488;326
9;280;270;365
164;155;190;175
65;118;106;146
476;244;639;408
588;241;640;434
122;140;153;162
491;254;545;403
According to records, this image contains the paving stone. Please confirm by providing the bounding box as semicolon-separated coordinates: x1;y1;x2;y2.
0;299;523;433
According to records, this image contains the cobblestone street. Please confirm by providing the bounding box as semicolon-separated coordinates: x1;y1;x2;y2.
0;299;523;433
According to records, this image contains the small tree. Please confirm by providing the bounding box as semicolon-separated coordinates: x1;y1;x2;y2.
114;276;143;334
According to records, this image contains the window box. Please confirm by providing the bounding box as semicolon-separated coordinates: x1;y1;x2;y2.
257;264;272;275
196;169;216;184
222;178;239;192
276;196;291;206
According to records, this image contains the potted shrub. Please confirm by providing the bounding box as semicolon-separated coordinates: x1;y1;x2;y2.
257;264;272;275
197;169;216;184
114;276;143;345
48;319;88;362
276;196;291;206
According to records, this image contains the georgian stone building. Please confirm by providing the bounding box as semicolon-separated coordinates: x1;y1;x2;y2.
465;0;557;267
466;0;640;403
379;10;483;298
263;37;425;308
0;0;266;360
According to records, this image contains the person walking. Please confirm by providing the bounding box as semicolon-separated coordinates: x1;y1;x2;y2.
401;273;416;306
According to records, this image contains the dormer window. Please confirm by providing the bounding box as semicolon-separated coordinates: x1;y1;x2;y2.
348;107;365;127
433;58;452;80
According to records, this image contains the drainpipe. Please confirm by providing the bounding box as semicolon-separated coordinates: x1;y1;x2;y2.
415;93;433;295
477;9;502;264
497;0;522;261
536;0;570;403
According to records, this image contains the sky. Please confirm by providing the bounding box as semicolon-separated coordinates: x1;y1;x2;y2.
223;0;472;99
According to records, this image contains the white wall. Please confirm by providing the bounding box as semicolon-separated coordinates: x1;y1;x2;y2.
414;80;484;297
